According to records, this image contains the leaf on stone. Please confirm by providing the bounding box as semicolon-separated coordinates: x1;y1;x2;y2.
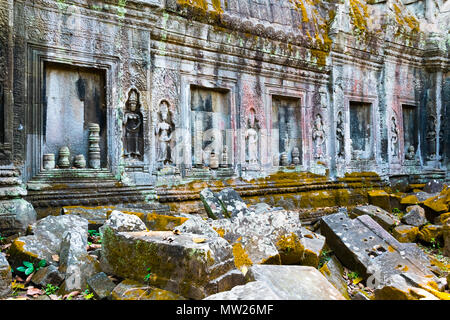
12;281;25;290
192;237;206;243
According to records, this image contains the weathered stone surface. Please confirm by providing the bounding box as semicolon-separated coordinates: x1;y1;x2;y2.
99;210;147;235
0;253;12;298
368;190;391;212
392;225;419;243
8;215;88;267
174;214;219;239
204;280;280;300
111;279;185;300
423;180;445;194
248;202;272;214
209;209;304;266
87;272;116;300
351;205;399;231
423;187;450;215
200;188;226;219
319;255;351;300
244;265;346;300
101;227;238;299
58;231;89;276
444;223;450;258
402;205;428;227
58;254;101;295
217;188;251;218
31;264;64;288
300;227;326;267
374;273;440;300
400;194;420;206
62;205;115;229
114;210;188;231
320;212;435;287
417;224;443;243
0;199;36;237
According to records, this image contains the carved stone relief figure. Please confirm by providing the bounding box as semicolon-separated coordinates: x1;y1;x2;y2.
426;115;437;160
155;100;175;167
336;111;345;159
405;145;416;160
390;116;399;158
246;108;259;165
313;114;325;160
123;89;143;160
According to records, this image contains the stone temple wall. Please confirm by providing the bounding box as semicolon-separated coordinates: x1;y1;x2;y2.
0;0;448;216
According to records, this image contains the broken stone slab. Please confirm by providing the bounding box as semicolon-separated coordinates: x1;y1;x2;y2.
244;265;346;300
368;190;392;212
217;188;251;218
8;215;88;268
111;279;186;300
87;272;116;300
423;180;445;194
374;273;440;300
392;225;419;243
204;280;281;300
174;214;219;239
208;209;304;266
100;227;240;300
98;210;147;235
300;227;326;268
350;205;399;231
62;205;116;230
402;205;428;227
58;231;89;275
248;202;272;215
444;223;450;258
0;198;37;237
31;264;64;288
200;188;226;219
0;253;12;298
320;212;436;287
422;187;450;216
58;254;101;296
417;224;443;243
319;255;351;300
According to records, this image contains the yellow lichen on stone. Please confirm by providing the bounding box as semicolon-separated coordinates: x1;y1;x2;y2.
232;242;253;269
276;232;305;265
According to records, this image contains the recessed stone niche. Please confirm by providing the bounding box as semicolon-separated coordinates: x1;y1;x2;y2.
349;102;373;160
190;86;231;168
43;63;107;170
271;96;302;166
402;104;418;157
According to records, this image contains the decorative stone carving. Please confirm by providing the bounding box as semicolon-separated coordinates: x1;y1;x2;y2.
405;145;416;160
221;146;229;168
88;123;101;169
292;147;300;165
312;114;325;160
426;115;437;161
280;152;289;166
194;112;203;168
74;155;86;169
43;154;55;170
209;151;219;169
155;100;175;167
390;116;399;158
246;109;259;166
336;111;345;159
58;147;70;169
123;89;143;160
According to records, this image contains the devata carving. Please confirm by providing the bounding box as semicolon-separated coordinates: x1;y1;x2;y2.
155;100;175;167
405;145;415;160
390;116;399;158
313;114;325;160
426;115;437;161
246;108;259;166
123;89;143;160
336;111;344;159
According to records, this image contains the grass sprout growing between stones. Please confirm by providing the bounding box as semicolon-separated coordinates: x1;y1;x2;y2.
44;284;59;295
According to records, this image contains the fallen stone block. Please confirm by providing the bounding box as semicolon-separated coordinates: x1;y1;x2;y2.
423;187;450;216
111;279;185;300
173;214;219;239
368;190;391;212
402;205;428;227
0;199;37;237
300;227;326;268
31;264;64;288
62;205;116;230
0;253;12;298
200;188;226;219
417;224;443;244
351;205;399;231
101;227;239;299
320;212;435;286
244;265;346;300
319;255;351;300
99;210;148;234
58;254;101;295
87;272;116;300
217;188;251;218
248;202;272;215
423;180;445;194
444;223;450;258
392;225;419;243
204;280;280;300
8;215;88;268
374;273;441;300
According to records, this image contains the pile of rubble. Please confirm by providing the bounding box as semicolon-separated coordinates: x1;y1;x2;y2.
0;182;449;300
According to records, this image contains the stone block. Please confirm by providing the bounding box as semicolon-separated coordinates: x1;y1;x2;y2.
417;224;443;243
319;256;351;300
200;188;226;219
300;227;326;268
392;225;419;243
111;279;185;300
244;265;346;300
31;264;64;287
368;190;391;212
402;205;428;227
87;272;116;300
0;253;12;298
204;280;280;300
101;227;237;299
99;210;147;235
0;199;37;237
351;205;399;231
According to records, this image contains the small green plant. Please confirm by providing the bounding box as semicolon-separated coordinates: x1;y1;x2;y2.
88;229;102;244
318;249;332;269
83;287;94;300
16;260;46;276
0;233;5;243
44;284;59;295
430;238;441;250
347;271;360;280
144;267;153;282
392;208;401;214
